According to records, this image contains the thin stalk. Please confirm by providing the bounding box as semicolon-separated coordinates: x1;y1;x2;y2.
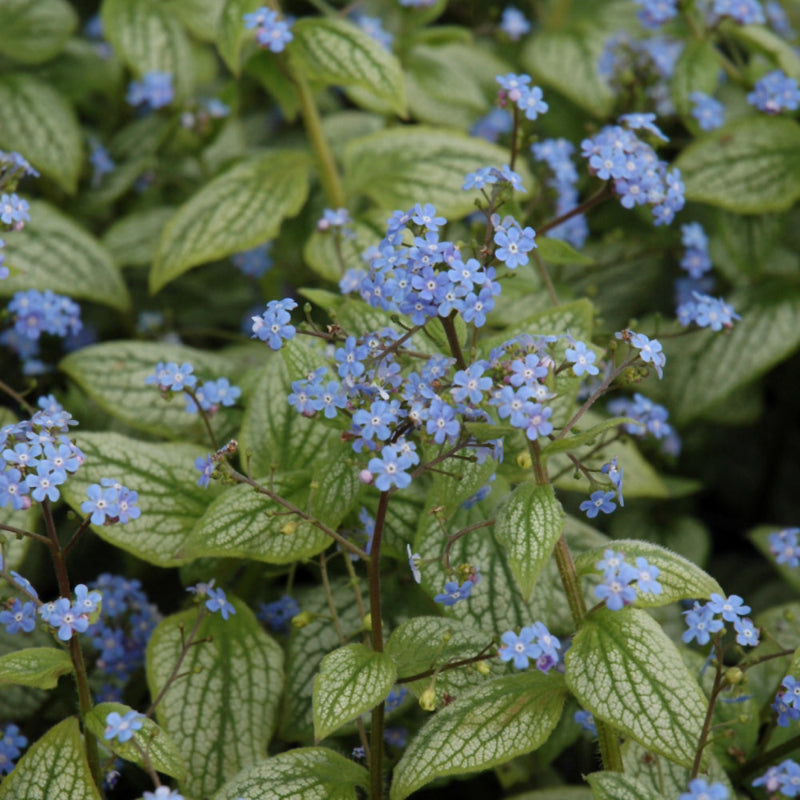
538;184;613;236
690;638;726;779
531;249;559;306
440;313;467;370
367;491;390;800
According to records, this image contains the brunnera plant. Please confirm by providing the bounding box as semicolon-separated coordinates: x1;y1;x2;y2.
2;1;800;799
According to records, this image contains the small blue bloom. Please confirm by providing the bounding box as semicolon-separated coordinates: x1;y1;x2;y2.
205;587;236;620
708;593;750;622
580;490;616;519
678;778;729;800
126;72;173;109
565;341;599;377
682;601;724;645
499;6;530;40
689;91;725;131
434;579;474;606
258;595;299;632
498;627;540;670
0;599;36;634
103;710;144;743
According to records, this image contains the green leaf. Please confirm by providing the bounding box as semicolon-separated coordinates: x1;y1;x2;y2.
279;579;366;741
151;150;311;291
521;30;613;117
386;616;502;702
729;23;800;82
167;0;226;42
239;354;333;475
390;671;567;800
495;482;565;601
0;718;101;800
290;18;406;116
536;236;594;266
0;648;72;690
575;539;723;607
565;607;707;768
0;0;78;64
313;643;397;740
184;473;332;564
587;771;662;800
102;206;176;268
146;598;284;798
670;39;721;117
85;702;186;780
211;747;369;800
711;209;784;283
303;220;380;283
102;0;194;100
343;127;533;219
675;116;800;213
0;74;82;193
218;0;263;75
60;340;239;440
665;290;800;424
504;790;592;800
1;201;130;310
60;431;221;567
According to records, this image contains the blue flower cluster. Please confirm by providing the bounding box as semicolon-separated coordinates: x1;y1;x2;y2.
6;289;82;343
187;579;236;620
81;479;140;525
232;242;273;278
768;527;800;567
593;549;662;611
496;73;548;121
243;7;294;52
676;291;740;331
766;1;795;38
145;361;241;415
126;71;174;110
689;91;725;131
0;398;83;510
711;0;765;25
0;151;36;280
0;723;27;775
317;207;355;235
680;222;712;280
679;778;729;800
747;69;800;114
772;674;800;727
258;594;299;633
754;758;800;796
634;0;678;30
682;593;758;647
607;392;679;452
531;138;588;248
498;621;561;671
251;297;297;350
574;709;596;735
617;329;666;379
352;14;394;51
582;115;685;225
87;574;160;702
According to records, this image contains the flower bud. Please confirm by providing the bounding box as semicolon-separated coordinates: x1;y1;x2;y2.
280;520;297;536
359;469;373;484
291;610;314;629
475;660;491;676
419;687;436;711
724;667;744;686
516;451;532;469
363;612;372;631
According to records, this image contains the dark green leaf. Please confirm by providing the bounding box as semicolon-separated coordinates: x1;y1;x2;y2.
0;0;78;64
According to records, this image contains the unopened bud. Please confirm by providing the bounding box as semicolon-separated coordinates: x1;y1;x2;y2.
291;610;314;629
475;660;491;676
724;667;744;686
419;687;436;711
516;451;532;469
359;469;373;484
363;613;372;631
280;521;297;536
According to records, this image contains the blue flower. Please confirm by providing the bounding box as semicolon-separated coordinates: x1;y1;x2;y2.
498;627;541;670
0;193;30;227
258;595;299;632
73;584;102;615
748;69;800;114
251;298;297;350
232;243;272;278
0;599;36;634
499;6;530;40
407;545;422;583
733;616;759;647
769;528;800;566
82;484;121;525
126;72;174;109
205;587;236;620
580;490;616;519
104;709;144;743
494;224;536;269
385;686;408;712
708;593;750;622
712;0;764;24
682;601;724;645
689;91;725;130
48;597;90;641
434;579;474;606
600;458;624;506
195;453;214;488
367;443;416;491
574;709;596;735
633;557;662;595
524;404;553;441
0;723;27;774
245;7;293;52
678;778;729;800
629;332;666;379
565;341;599;377
634;0;678;29
595;569;637;611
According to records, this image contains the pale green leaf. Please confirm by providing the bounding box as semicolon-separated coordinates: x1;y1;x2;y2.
711;209;783;283
536;236;594;266
670;39;721;117
0;0;78;64
102;0;194;99
60;431;221;567
575;539;723;607
291;18;406;116
390;671;567;800
521;30;613;117
218;0;264;75
1;201;130;310
211;747;369;800
665;291;800;424
565;607;707;767
239;354;333;475
676;116;800;213
185;473;332;564
386;616;502;702
0;648;72;690
427;452;498;518
167;0;226;42
60;340;240;440
540;417;641;461
279;579;366;741
0;74;82;193
146;598;284;798
151;150;311;291
343;126;534;219
587;771;662;800
102;206;176;268
0;624;52;719
0;718;102;800
313;643;397;740
85;702;186;780
729;23;800;81
495;482;565;601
